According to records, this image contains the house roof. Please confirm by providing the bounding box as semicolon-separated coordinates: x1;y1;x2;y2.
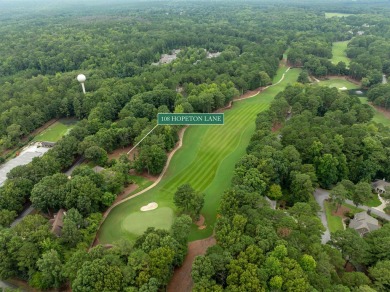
50;209;65;237
349;211;379;234
41;141;56;147
372;179;390;191
92;166;105;173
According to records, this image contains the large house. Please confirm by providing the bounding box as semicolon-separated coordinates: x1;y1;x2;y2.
349;211;380;236
372;179;390;195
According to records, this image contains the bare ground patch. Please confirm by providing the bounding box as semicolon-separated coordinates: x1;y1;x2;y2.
272;122;283;132
108;146;134;160
129;169;158;182
333;205;350;218
167;236;216;292
195;215;206;230
113;183;139;204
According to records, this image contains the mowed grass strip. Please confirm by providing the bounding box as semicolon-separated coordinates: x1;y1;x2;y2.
98;67;301;244
332;41;350;66
33;118;78;142
324;201;344;233
359;97;390;127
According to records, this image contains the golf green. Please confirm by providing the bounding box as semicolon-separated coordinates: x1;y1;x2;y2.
98;66;300;244
317;78;359;90
122;207;174;236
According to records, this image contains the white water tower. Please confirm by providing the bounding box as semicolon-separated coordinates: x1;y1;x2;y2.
77;74;87;94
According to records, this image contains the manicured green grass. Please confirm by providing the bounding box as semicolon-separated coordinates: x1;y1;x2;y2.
344;203;364;214
98;66;301;244
324;201;344;233
332;41;350;66
33;118;77;142
122;207;174;236
359;97;390;127
364;194;381;208
325;13;353;18
127;175;153;197
317;78;359;90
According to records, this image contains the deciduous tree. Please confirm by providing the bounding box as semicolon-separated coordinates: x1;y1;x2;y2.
174;184;204;220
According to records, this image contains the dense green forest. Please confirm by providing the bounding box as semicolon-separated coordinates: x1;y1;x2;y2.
1;0;390;291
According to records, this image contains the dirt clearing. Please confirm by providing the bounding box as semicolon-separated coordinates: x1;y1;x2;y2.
167;236;216;292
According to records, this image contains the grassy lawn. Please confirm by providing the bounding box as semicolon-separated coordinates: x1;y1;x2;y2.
324;201;366;233
325;12;353;18
317;78;360;90
332;41;350;66
344;203;364;214
364;194;381;208
122;207;174;236
98;66;301;244
359;97;390;127
33;118;77;142
324;201;344;233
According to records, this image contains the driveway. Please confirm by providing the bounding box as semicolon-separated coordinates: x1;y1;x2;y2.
314;189;390;245
0;280;24;291
10;205;35;228
344;199;390;221
314;189;331;244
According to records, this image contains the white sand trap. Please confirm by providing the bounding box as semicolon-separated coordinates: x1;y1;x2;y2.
339;86;348;91
140;202;158;211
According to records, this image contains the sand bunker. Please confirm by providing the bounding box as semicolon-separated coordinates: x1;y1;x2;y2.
339;86;348;91
140;202;158;211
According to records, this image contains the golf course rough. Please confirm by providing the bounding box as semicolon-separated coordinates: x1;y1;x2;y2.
98;66;301;244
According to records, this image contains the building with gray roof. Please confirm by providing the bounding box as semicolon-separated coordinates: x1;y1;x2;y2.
349;211;380;236
372;179;390;195
0;145;50;187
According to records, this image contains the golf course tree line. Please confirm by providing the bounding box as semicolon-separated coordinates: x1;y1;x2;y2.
278;84;390;189
226;83;389;205
288;10;390;87
2;1;386;154
191;85;390;291
0;1;291;155
0;212;194;291
0;0;291;221
0;1;354;224
0;1;389;290
174;184;205;221
0;74;83;151
367;83;390;110
342;9;390;84
288;36;349;77
0;2;298;290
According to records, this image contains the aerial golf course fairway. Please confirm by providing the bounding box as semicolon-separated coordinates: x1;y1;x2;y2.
98;66;300;244
331;40;350;66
